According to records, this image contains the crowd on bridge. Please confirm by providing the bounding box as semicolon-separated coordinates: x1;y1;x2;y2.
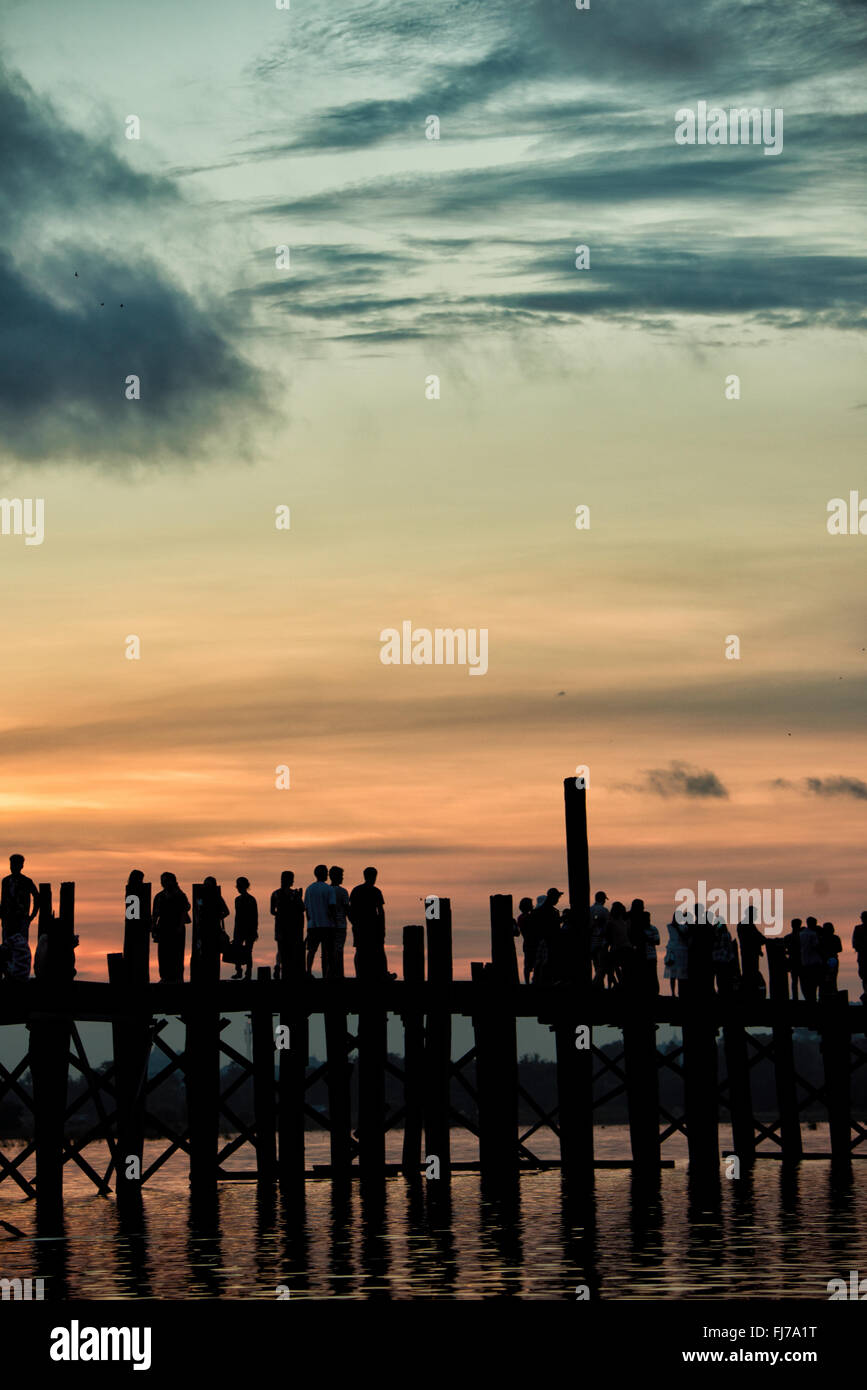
518;888;867;1003
2;849;866;1003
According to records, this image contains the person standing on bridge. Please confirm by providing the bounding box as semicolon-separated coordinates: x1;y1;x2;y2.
152;872;191;983
349;866;393;981
737;909;765;999
230;877;258;981
305;864;336;977
271;871;304;980
0;855;39;980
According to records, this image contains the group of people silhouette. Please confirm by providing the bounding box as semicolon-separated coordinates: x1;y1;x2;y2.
517;888;867;1003
2;850;866;1004
142;864;395;984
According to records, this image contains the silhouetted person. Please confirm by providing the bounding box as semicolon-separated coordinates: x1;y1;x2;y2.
271;871;304;980
606;900;631;988
819;921;842;1001
231;877;258;980
516;896;538;984
621;913;645;994
0;855;39;981
710;916;738;995
786;918;803;1000
589;891;609;990
152;872;190;983
324;866;350;980
532;888;563;984
349;867;390;980
305;864;335;976
799;918;822;1003
853;911;867;1003
194;876;229;983
737;909;765;998
642;910;660;995
686;916;715;999
664;912;689;996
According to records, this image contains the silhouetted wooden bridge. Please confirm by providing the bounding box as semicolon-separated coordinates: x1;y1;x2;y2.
1;778;865;1227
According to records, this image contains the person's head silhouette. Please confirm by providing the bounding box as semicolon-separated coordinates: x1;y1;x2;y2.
281;871;294;890
160;871;177;890
329;865;344;885
363;867;377;885
314;864;328;882
9;854;24;874
236;877;250;894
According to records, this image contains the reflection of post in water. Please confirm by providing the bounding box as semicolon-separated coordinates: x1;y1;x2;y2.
358;1180;391;1300
421;1183;458;1296
328;1183;356;1299
684;1167;723;1290
186;1188;223;1299
561;1180;599;1300
628;1169;663;1264
253;1182;278;1294
478;1182;523;1296
33;1215;69;1302
115;1198;153;1299
277;1200;311;1300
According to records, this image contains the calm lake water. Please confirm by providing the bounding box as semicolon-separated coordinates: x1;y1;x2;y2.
1;1127;864;1299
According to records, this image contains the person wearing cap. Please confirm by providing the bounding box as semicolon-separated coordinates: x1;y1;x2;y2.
533;887;564;984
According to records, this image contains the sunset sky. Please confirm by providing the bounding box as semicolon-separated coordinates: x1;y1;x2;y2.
0;0;865;984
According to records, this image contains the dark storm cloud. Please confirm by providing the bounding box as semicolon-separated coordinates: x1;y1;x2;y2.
0;60;263;463
642;762;729;799
806;776;867;801
240;0;866;347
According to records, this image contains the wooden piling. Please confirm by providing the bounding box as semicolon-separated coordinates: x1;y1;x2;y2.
623;1010;661;1172
123;880;151;987
681;922;719;1173
553;1013;594;1184
563;775;591;990
277;922;307;1195
470;898;519;1187
29;881;74;1227
424;896;452;1184
401;925;425;1178
767;938;802;1161
324;994;353;1180
185;883;222;1196
820;990;851;1169
357;979;387;1184
722;1003;755;1166
251;966;277;1184
108;949;152;1206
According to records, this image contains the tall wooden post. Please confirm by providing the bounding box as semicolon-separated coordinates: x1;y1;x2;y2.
252;966;277;1184
424;897;452;1185
401;925;425;1177
123;881;151;987
766;938;802;1161
558;777;594;1183
278;920;307;1196
29;881;74;1229
563;775;591;989
472;897;519;1188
